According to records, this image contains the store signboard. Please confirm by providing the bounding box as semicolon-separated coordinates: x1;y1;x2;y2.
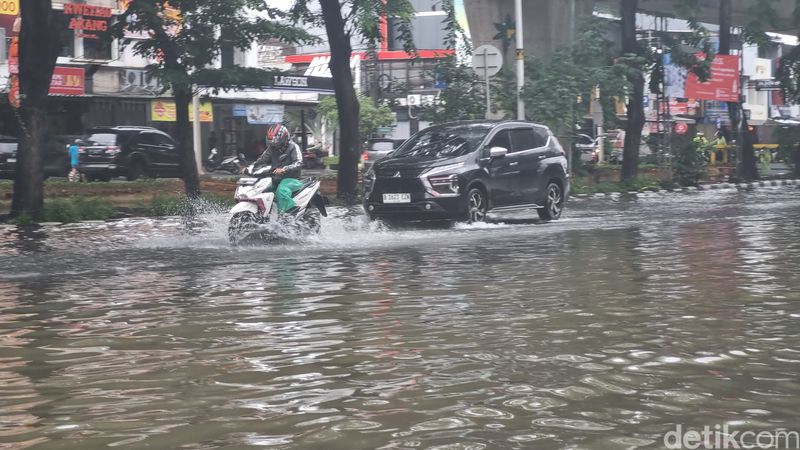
245;104;284;124
151;100;214;122
63;3;112;39
49;66;85;95
685;54;740;102
232;104;248;117
664;53;741;102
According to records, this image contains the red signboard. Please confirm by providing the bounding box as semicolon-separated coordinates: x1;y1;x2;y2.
49;67;85;95
63;2;111;39
685;54;740;102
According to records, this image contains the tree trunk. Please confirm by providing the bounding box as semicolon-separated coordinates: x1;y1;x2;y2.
719;0;731;54
11;0;60;220
719;0;758;180
620;0;643;182
320;0;360;202
173;86;201;198
793;145;800;178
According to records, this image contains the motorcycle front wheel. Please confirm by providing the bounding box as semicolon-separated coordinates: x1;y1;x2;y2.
228;211;260;245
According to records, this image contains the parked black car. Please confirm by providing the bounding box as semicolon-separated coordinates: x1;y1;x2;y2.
0;135;76;179
363;121;570;222
78;126;179;181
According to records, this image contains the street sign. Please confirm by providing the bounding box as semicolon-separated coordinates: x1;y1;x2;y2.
471;45;503;77
674;122;688;135
751;79;782;91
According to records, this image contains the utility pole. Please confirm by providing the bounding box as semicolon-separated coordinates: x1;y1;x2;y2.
192;87;203;174
515;0;524;120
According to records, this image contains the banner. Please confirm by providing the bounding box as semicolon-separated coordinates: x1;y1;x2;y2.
245;104;284;124
0;0;18;16
685;54;740;102
49;67;85;95
151;100;213;122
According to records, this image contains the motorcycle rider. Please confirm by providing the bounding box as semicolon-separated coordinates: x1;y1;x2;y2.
251;124;304;214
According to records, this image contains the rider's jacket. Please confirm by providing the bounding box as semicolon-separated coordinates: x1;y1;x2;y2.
254;142;302;179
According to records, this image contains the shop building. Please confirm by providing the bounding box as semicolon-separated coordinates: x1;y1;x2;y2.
0;0;332;161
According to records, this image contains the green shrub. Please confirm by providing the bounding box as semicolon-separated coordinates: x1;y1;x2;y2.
146;192;232;217
42;196;115;223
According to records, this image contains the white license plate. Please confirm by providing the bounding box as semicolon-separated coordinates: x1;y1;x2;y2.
7;158;15;163
383;193;411;204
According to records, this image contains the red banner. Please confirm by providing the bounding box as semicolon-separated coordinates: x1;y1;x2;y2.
49;67;85;95
685;54;740;102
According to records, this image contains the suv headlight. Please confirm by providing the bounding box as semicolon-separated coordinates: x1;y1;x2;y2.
428;174;459;196
421;162;463;198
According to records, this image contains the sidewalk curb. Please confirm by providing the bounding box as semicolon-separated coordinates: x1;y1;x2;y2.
572;178;799;198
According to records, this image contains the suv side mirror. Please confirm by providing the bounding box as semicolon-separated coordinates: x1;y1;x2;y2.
489;146;508;158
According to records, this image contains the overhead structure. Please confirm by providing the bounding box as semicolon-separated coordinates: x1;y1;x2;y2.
463;0;798;66
594;0;797;33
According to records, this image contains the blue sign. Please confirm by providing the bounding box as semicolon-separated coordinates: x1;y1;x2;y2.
232;104;247;117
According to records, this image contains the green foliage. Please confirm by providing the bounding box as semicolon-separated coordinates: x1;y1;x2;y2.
113;1;314;93
570;176;665;194
146;193;230;217
673;136;708;186
42;196;116;223
319;95;395;138
513;19;630;133
9;213;35;227
773;125;800;173
418;57;486;124
291;0;416;57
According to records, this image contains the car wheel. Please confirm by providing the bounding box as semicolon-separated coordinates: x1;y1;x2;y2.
538;181;564;220
127;160;146;181
465;187;488;223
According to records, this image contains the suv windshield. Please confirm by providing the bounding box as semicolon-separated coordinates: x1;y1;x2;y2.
84;133;119;146
393;125;491;158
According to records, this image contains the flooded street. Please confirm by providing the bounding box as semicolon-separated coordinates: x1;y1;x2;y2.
1;186;800;449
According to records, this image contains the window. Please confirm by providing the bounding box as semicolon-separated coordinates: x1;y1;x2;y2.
488;130;511;151
394;124;492;158
83;35;111;60
533;127;550;148
84;133;119;145
509;128;537;153
154;134;175;147
137;133;159;146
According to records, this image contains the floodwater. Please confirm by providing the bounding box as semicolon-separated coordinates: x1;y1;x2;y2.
1;186;799;449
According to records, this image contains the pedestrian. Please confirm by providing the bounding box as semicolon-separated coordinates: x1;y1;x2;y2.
68;139;81;182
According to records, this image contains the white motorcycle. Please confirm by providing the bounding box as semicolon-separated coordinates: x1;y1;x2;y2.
228;164;327;245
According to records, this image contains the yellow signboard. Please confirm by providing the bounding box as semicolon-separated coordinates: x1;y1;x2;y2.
0;0;19;16
151;100;213;122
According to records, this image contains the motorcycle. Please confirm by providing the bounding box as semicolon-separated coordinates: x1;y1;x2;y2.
302;145;328;169
228;163;328;245
204;148;244;174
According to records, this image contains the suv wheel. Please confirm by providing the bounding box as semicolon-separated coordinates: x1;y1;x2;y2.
127;159;146;181
465;187;488;223
538;181;564;220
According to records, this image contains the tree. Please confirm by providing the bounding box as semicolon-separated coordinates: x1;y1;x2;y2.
292;0;415;202
114;0;311;198
520;19;629;135
718;0;759;180
10;1;62;220
620;0;645;182
319;94;394;139
418;60;486;124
